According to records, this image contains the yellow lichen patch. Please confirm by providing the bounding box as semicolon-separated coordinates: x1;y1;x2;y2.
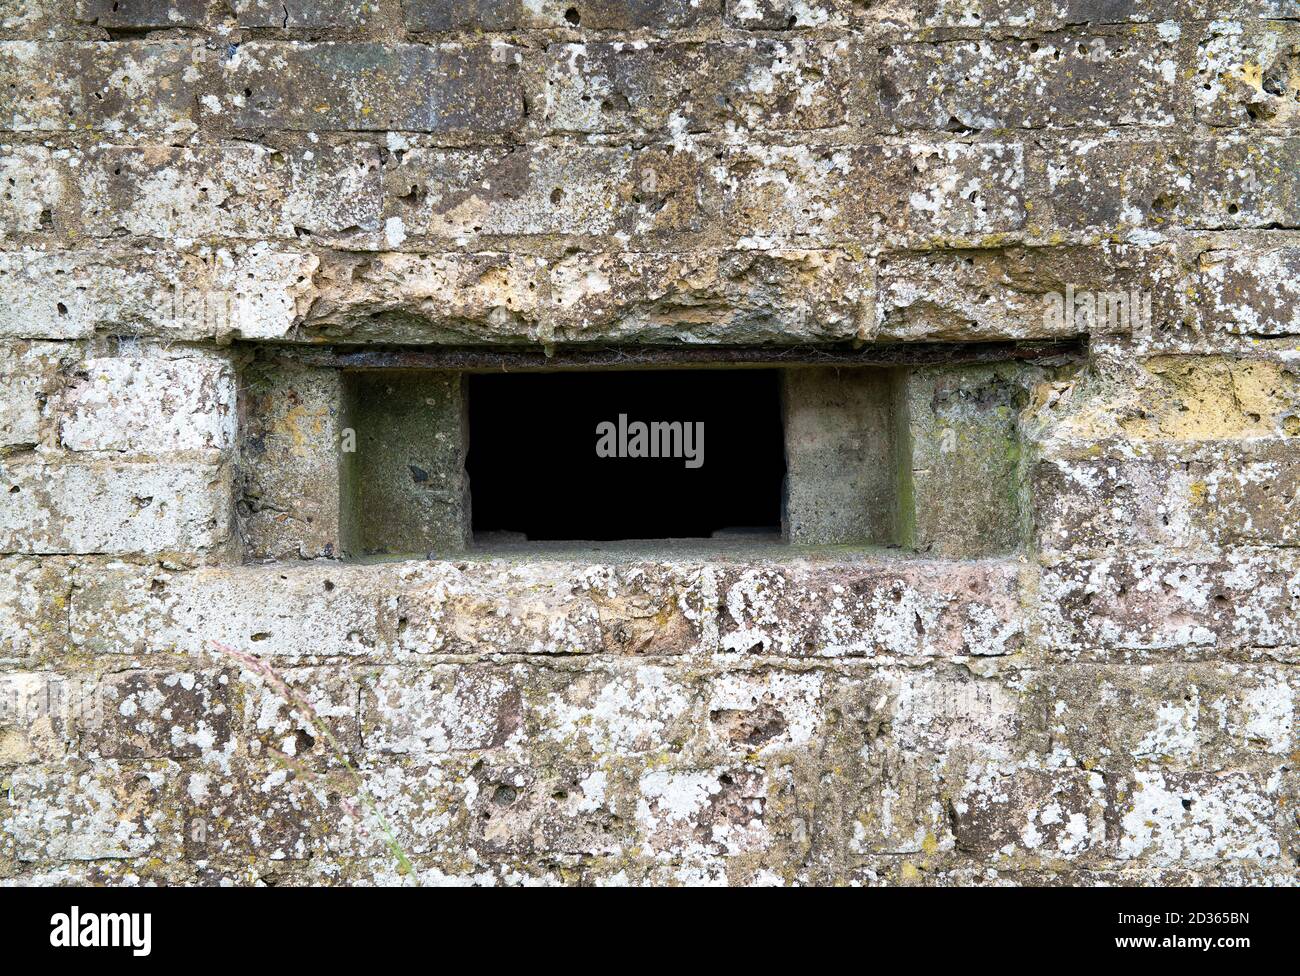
1032;356;1300;450
0;728;31;764
1232;62;1264;92
1118;357;1297;440
279;402;327;457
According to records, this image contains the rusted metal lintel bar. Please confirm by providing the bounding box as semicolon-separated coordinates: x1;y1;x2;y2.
269;339;1086;372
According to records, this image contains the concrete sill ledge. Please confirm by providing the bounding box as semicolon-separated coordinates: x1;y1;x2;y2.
68;555;1026;661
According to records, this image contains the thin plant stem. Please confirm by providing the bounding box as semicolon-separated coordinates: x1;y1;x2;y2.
210;641;418;882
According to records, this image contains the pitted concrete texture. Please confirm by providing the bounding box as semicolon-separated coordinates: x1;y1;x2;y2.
1;1;1298;886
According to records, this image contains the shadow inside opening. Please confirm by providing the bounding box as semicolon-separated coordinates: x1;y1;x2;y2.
467;369;786;543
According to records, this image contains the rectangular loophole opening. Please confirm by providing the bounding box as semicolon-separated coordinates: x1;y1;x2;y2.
254;340;1082;560
466;369;785;543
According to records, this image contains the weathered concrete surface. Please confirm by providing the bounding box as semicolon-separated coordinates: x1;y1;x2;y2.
898;363;1044;559
1;3;1298;888
872;244;1184;343
881;28;1184;132
543;39;869;135
343;371;470;557
782;368;896;546
221;43;526;134
238;357;343;561
0;458;232;556
0;40;204;136
0;247;318;342
53;557;1022;660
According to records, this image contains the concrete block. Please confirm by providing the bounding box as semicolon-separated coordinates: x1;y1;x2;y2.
897;364;1027;559
782;367;895;546
343;370;470;556
238;357;344;561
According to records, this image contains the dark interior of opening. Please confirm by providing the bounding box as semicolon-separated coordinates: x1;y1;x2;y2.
467;369;785;542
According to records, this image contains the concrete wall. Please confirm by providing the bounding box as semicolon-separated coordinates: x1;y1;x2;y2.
1;1;1297;886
